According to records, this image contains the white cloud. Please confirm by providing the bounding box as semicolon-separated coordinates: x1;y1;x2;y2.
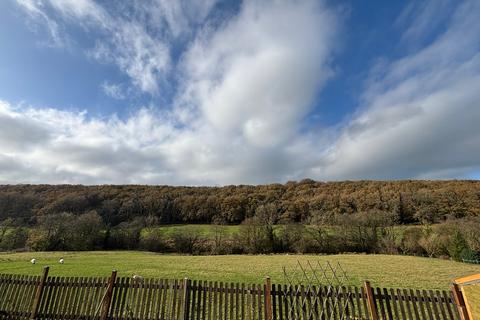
101;82;125;100
5;0;480;185
0;100;176;184
4;0;339;185
311;0;480;180
107;23;170;94
178;0;337;146
15;0;176;94
134;0;218;38
15;0;67;47
396;0;454;45
0;102;51;151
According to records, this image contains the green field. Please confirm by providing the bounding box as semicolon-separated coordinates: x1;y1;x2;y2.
143;223;421;237
147;224;241;237
0;251;479;290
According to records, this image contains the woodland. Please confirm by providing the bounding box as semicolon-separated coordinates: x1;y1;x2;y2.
0;180;479;260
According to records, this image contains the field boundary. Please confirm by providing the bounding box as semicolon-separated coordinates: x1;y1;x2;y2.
0;267;470;320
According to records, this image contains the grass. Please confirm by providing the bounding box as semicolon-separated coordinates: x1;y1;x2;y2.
0;251;479;290
146;224;241;237
143;223;423;238
463;283;480;319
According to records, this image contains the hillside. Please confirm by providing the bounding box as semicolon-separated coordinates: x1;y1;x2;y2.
1;180;479;226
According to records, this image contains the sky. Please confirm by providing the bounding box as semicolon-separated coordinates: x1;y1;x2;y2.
0;0;479;185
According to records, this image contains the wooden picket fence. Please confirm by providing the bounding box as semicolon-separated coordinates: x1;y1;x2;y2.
0;267;470;320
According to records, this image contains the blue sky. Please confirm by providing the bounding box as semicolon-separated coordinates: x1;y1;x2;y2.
0;0;479;185
0;0;414;122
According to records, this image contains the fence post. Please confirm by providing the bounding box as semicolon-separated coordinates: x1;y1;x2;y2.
30;266;49;320
182;278;190;320
264;276;273;320
451;283;470;320
363;281;378;320
100;270;117;320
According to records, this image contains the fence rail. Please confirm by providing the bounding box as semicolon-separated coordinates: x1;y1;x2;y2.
461;259;480;265
0;267;466;320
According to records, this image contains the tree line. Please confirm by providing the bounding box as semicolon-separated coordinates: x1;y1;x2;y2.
0;180;479;226
0;180;479;261
1;209;478;262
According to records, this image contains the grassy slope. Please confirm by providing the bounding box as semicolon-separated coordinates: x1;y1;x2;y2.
0;251;479;290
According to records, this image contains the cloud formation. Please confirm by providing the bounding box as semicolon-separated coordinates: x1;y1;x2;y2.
17;0;180;94
178;0;336;146
312;0;480;180
3;0;480;185
5;0;339;184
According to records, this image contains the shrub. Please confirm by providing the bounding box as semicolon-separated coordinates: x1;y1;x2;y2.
69;211;104;250
140;229;167;252
378;236;399;254
446;230;470;261
459;247;478;262
458;217;480;253
400;227;425;255
26;229;49;251
419;231;444;257
236;217;275;254
336;211;395;253
210;225;235;254
171;231;204;254
28;213;76;251
107;222;142;250
0;227;28;250
276;224;304;253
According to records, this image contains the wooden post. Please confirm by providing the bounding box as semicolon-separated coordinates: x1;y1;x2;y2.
100;270;117;320
264;276;273;320
30;266;49;320
363;281;378;320
452;283;470;320
182;278;190;320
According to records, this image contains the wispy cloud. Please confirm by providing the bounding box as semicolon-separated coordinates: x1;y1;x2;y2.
16;0;68;47
312;0;480;180
101;82;125;100
15;0;182;95
396;0;454;45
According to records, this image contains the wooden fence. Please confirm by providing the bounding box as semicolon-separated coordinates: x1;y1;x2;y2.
0;267;469;320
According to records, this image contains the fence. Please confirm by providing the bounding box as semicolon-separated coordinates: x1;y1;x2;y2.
0;267;468;320
461;258;480;265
